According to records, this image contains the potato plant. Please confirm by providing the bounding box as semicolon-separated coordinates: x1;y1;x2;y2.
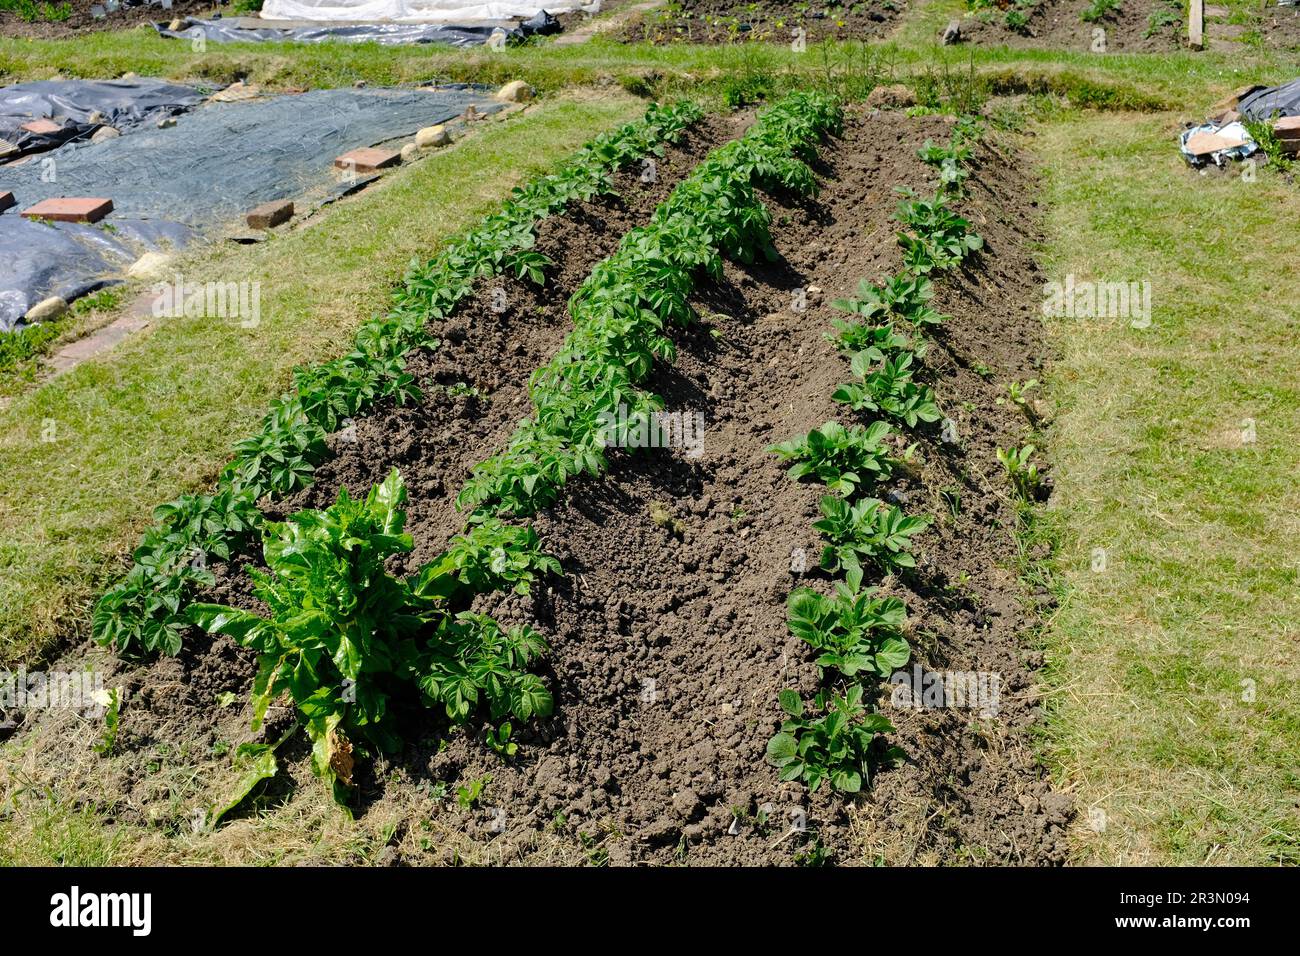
814;495;932;588
769;420;896;497
188;470;556;805
833;351;942;428
787;584;911;680
895;190;984;273
766;686;896;794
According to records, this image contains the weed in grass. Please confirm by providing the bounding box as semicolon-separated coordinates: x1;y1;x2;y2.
997;443;1042;501
91;687;121;757
1244;116;1295;178
455;775;491;810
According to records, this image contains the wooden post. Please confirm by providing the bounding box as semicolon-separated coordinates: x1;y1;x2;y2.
1189;0;1205;50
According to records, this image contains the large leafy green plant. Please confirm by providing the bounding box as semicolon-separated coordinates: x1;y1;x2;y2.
188;470;556;805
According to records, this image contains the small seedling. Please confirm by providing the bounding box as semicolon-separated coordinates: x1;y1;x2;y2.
484;722;518;758
456;774;492;809
997;444;1041;499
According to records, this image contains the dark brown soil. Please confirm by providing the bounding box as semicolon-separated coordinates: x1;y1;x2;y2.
956;0;1184;52
1256;4;1300;50
3;107;1072;866
0;0;214;40
623;0;905;45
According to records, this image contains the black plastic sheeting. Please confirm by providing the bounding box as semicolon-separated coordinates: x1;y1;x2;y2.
0;79;209;160
153;10;560;46
1237;78;1300;121
0;219;195;332
1;85;502;330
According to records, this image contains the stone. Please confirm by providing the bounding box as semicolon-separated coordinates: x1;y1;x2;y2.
0;191;14;212
87;110;106;125
865;83;917;110
157;117;177;129
495;80;534;103
209;81;262;103
334;147;401;173
26;296;68;324
415;124;449;148
127;251;171;279
400;142;418;163
246;199;294;229
90;126;121;143
942;18;961;44
21;197;114;223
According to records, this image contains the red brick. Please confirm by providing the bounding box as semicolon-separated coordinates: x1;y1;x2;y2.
21;197;114;224
246;199;294;229
21;118;62;135
334;147;401;174
0;191;14;213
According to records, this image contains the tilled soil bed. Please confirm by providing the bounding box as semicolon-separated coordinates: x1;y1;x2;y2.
1;105;1072;866
623;0;906;44
956;0;1184;52
0;0;214;39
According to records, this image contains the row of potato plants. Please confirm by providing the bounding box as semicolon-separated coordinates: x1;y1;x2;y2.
91;101;704;661
456;90;845;522
765;115;985;794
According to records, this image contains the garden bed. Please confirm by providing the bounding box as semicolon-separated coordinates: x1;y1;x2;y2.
623;0;906;45
2;101;1071;866
955;0;1184;52
0;0;214;39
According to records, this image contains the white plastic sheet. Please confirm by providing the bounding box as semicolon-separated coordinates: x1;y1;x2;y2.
261;0;579;22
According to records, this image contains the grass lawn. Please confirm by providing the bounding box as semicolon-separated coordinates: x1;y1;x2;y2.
1;28;1294;113
1033;110;1300;865
0;92;644;667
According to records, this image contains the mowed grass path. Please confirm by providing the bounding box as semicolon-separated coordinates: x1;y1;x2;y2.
0;94;642;666
1034;112;1300;865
